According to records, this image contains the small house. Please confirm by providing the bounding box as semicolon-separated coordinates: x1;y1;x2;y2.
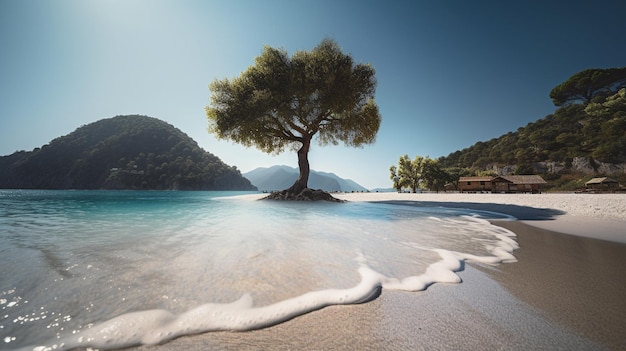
585;177;620;192
459;175;547;193
459;176;493;192
492;175;547;193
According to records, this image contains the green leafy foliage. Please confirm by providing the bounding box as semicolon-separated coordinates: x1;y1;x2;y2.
549;67;626;106
408;67;626;191
390;155;450;192
396;155;424;193
439;87;626;171
0;115;257;190
390;155;458;192
206;39;381;193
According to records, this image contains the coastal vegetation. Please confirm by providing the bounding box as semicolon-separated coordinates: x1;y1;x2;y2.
393;67;626;192
206;39;381;200
390;155;451;193
0;115;257;190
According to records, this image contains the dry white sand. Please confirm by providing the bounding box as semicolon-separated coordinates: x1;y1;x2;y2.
334;192;626;220
333;192;626;243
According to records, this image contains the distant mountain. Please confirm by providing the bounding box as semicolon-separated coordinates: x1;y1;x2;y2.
0;115;257;191
244;165;368;192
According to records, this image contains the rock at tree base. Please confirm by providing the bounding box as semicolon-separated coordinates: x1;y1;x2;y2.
262;188;345;202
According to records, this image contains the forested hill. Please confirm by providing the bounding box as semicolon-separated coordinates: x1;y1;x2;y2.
438;68;626;174
0;115;257;190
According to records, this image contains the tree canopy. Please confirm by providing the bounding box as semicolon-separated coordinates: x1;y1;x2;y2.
438;86;626;171
0;115;256;190
549;67;626;106
390;155;424;193
390;155;450;193
206;39;381;197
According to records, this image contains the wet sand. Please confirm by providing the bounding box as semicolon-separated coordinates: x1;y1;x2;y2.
133;193;626;351
137;222;625;350
487;220;626;350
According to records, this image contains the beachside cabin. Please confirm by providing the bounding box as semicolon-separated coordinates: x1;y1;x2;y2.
459;176;493;192
585;177;620;192
492;175;547;194
459;175;547;193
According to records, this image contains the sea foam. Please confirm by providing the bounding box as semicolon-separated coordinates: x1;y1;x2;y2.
1;191;518;350
19;217;518;351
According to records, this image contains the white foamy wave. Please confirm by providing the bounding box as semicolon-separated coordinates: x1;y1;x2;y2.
19;216;518;351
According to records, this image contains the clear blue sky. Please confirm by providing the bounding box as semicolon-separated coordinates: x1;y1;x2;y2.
1;0;625;189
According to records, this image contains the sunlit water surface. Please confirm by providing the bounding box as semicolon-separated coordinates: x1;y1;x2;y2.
0;190;517;350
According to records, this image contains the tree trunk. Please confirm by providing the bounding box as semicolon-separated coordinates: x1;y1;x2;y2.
287;138;311;194
263;136;342;202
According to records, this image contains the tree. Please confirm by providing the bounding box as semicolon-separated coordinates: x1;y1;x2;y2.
421;158;447;192
585;88;626;119
443;167;472;191
549;67;626;106
392;155;453;192
393;155;424;193
585;89;626;163
206;39;381;196
389;165;401;192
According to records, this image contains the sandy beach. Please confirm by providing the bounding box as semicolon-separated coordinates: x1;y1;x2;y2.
134;192;626;350
336;192;626;243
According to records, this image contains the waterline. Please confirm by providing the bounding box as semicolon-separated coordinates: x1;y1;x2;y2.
1;190;517;350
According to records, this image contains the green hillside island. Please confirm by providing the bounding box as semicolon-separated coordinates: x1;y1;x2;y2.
437;67;626;190
0;115;257;191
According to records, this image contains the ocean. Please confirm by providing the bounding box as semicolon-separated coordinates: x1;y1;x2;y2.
0;190;518;350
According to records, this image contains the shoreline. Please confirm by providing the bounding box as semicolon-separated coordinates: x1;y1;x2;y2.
487;220;626;350
337;192;626;349
339;192;626;350
194;191;625;350
333;192;626;243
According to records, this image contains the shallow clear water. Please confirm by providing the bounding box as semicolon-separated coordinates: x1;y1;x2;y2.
0;190;516;350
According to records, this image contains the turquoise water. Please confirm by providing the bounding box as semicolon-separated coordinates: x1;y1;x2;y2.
0;190;517;350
